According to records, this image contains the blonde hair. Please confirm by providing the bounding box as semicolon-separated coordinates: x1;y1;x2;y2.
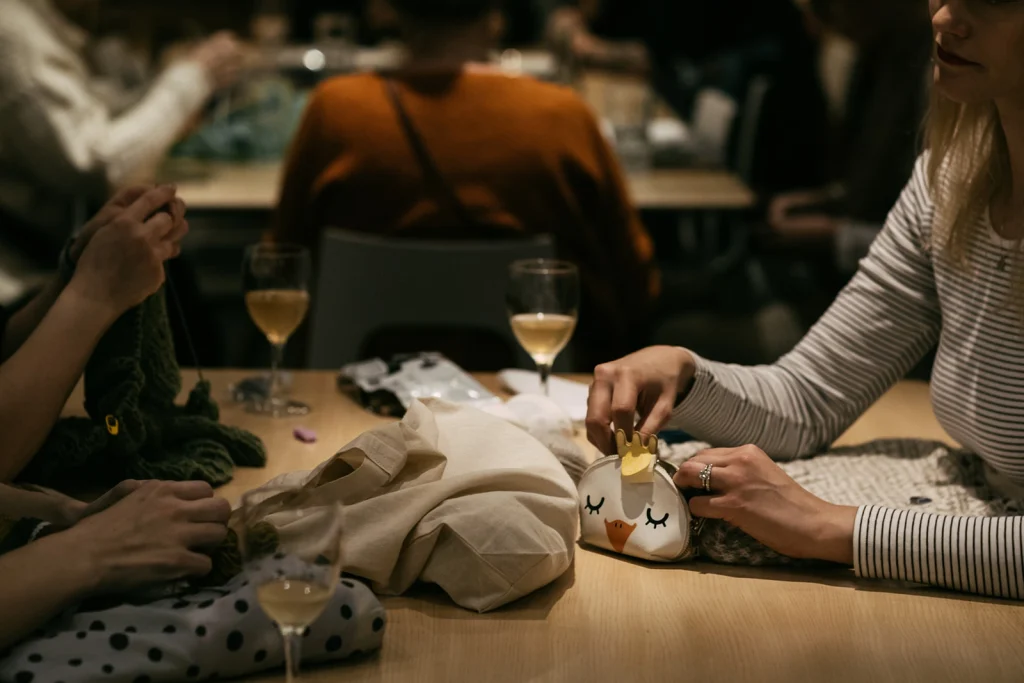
926;88;1023;305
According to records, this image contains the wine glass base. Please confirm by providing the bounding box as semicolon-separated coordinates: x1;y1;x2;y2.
246;399;312;418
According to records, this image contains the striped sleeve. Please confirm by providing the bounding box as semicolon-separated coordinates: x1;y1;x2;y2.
667;156;942;459
854;506;1024;599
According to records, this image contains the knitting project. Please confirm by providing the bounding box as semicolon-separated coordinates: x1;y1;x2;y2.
22;290;266;487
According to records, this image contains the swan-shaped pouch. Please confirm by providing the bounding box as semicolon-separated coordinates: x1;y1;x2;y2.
578;431;702;562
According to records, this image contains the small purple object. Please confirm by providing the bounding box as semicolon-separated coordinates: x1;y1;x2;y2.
293;427;317;444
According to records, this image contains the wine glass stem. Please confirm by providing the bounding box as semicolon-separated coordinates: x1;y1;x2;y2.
270;341;286;405
282;632;301;682
537;362;552;397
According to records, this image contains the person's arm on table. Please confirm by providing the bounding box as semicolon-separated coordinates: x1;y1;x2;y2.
0;186;187;482
586;159;941;459
0;481;230;650
670;446;1024;599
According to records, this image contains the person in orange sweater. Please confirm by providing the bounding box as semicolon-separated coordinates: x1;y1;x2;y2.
273;0;659;367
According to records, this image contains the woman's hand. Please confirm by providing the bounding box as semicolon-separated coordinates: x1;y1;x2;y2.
66;481;231;594
586;346;696;455
674;445;857;564
767;190;838;243
190;31;245;90
68;186;187;264
68;184;189;317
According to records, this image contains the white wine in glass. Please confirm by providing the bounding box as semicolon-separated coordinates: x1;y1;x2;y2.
243;244;312;417
507;260;580;396
241;486;344;683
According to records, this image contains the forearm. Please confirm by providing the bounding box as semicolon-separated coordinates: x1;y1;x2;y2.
854;507;1024;599
0;532;98;649
0;284;117;482
1;275;67;361
9;61;210;192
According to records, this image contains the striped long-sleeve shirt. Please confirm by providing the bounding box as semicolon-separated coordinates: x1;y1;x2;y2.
668;155;1024;599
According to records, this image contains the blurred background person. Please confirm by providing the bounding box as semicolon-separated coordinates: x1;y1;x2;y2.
272;0;660;370
544;0;830;194
767;0;933;274
0;0;244;262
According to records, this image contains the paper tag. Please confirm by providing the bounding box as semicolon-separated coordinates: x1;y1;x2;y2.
615;430;658;481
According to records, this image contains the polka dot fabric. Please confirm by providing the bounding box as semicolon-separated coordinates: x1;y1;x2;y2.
0;575;385;683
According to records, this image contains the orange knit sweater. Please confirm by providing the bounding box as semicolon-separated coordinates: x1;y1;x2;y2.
273;69;659;363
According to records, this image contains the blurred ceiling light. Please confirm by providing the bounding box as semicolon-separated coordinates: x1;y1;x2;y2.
303;49;327;72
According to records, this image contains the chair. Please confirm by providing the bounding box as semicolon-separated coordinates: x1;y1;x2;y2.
307;229;557;370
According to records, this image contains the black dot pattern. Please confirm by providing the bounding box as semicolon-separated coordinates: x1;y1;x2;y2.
173;601;190;609
163;625;176;634
76;632;87;640
187;666;201;678
234;600;249;614
103;664;114;674
27;654;41;663
226;631;244;651
14;672;32;683
89;621;106;632
341;605;352;620
148;648;163;662
109;633;129;651
124;627;137;634
325;636;342;652
255;650;267;663
68;659;82;667
134;676;151;683
198;599;215;609
195;626;207;637
373;617;384;632
342;580;355;588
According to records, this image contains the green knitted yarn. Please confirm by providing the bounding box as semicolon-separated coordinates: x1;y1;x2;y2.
195;522;279;588
23;290;267;487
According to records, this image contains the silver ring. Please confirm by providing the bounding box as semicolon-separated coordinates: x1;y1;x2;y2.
697;463;714;492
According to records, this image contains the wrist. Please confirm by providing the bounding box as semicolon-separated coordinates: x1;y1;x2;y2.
62;277;126;329
675;347;697;399
814;504;857;565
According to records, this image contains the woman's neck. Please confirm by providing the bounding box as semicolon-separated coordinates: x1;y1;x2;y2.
997;97;1024;209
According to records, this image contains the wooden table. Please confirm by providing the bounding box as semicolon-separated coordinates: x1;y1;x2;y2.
164;161;756;213
67;372;1023;682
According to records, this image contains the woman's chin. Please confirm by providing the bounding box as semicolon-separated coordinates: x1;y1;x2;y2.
933;69;992;105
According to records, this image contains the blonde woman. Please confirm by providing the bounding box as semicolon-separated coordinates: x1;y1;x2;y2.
585;0;1024;599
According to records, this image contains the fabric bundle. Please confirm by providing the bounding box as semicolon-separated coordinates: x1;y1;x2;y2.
0;574;386;683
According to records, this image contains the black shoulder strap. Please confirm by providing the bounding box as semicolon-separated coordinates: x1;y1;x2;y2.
383;77;480;229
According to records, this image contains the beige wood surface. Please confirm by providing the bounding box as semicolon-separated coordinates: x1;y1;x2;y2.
164;160;755;212
63;372;1022;682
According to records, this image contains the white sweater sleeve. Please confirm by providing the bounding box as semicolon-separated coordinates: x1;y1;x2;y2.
0;25;211;196
668;158;942;460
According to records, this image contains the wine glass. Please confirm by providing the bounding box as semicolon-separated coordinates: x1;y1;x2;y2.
240;486;344;683
506;259;580;396
243;244;312;417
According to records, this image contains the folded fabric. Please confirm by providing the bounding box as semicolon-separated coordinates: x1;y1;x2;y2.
661;439;1024;566
498;370;589;423
23;289;265;489
0;574;385;683
480;394;589;485
246;398;580;612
